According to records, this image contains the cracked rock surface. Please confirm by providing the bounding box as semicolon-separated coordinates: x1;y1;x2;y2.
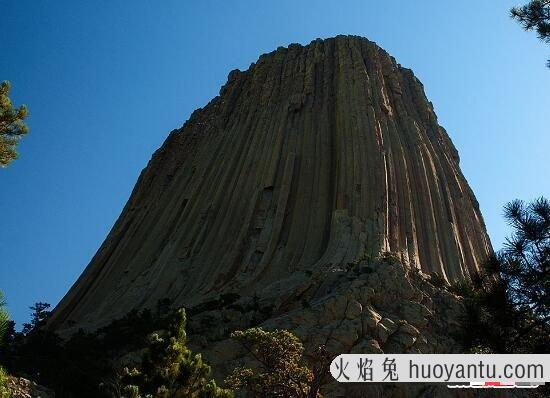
188;257;523;397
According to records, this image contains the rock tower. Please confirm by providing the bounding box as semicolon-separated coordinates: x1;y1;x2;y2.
49;36;491;344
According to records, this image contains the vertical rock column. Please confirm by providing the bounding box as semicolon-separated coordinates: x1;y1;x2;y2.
49;35;491;333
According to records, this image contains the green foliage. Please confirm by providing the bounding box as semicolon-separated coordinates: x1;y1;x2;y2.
447;279;477;297
461;198;549;354
0;366;10;398
345;251;379;275
187;293;240;317
0;292;9;348
5;305;168;398
425;269;480;297
511;1;550;67
378;251;401;264
498;198;549;320
120;308;233;398
225;327;316;398
0;81;28;167
512;0;550;40
346;250;372;270
3;302;321;398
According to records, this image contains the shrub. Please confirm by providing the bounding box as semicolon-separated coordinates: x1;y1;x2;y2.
225;328;317;398
428;272;448;289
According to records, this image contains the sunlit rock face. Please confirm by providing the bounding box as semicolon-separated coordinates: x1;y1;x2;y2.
49;35;491;334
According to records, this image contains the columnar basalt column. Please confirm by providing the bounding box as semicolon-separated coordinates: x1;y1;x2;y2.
49;35;491;332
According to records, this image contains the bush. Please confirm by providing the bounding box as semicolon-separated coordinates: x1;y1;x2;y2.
225;328;317;398
428;272;448;289
447;280;476;297
0;366;9;398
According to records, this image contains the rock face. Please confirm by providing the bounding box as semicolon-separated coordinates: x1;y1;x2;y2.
5;376;55;398
48;35;491;338
197;257;519;398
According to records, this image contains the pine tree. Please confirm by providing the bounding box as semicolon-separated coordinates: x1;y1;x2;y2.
464;197;549;353
0;81;29;167
21;302;51;335
511;1;550;67
121;308;233;398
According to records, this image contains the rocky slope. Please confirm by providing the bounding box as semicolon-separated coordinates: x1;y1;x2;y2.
189;256;522;397
48;35;491;337
5;376;55;398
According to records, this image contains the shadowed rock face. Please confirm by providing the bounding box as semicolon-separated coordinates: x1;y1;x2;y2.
49;35;491;332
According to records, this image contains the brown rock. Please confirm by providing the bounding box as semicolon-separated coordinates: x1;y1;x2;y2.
45;36;503;398
6;376;55;398
48;35;491;334
345;299;363;320
350;338;383;354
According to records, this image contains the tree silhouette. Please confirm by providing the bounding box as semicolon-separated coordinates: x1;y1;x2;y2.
21;302;51;335
464;197;549;353
511;1;550;67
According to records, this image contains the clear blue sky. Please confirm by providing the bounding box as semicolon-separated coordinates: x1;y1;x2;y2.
1;1;548;328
